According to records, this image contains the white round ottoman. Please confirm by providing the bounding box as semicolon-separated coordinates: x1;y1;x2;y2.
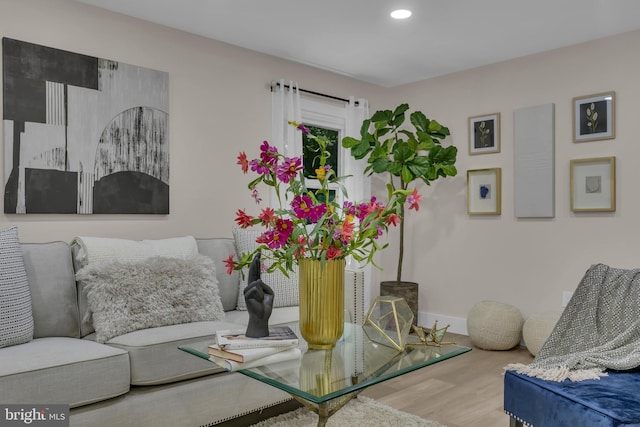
467;301;524;350
523;311;562;356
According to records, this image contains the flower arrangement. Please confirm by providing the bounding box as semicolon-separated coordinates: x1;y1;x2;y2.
224;121;417;277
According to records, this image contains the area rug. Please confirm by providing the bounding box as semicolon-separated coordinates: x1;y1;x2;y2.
249;396;445;427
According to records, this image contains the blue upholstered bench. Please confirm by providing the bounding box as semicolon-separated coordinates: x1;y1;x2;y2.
504;369;640;426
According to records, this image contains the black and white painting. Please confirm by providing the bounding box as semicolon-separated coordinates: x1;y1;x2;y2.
2;38;169;214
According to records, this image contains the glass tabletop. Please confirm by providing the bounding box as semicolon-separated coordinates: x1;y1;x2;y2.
179;322;470;404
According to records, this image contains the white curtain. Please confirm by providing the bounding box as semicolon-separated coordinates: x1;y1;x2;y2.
271;79;302;158
344;97;371;309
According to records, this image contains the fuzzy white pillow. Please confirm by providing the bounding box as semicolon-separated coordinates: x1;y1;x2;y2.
76;255;224;343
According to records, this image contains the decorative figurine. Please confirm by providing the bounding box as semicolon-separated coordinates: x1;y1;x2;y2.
410;320;455;347
243;253;274;338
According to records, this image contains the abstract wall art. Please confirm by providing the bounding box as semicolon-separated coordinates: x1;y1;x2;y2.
2;38;169;214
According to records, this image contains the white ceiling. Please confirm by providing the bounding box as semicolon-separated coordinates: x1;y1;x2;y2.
76;0;640;87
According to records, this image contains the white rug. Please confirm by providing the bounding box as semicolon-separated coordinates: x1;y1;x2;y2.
249;396;445;427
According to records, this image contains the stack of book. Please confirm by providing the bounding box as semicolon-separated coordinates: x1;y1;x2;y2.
209;326;300;371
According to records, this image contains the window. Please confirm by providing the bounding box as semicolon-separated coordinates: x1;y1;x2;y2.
296;98;347;206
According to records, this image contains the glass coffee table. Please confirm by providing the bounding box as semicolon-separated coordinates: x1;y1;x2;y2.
180;322;470;426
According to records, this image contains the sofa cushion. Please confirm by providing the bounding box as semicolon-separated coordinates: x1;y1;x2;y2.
232;227;299;310
76;255;225;343
71;235;200;337
0;337;130;408
22;241;80;338
0;225;34;348
196;238;240;311
100;320;246;385
71;235;199;266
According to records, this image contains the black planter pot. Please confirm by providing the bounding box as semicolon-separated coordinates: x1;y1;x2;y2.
379;281;418;326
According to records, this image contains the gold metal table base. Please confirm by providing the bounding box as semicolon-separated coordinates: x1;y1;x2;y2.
291;390;361;427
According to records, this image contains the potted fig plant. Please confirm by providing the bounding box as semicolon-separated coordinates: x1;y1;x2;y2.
342;104;458;323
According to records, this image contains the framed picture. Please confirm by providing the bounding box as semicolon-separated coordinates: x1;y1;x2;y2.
468;113;500;155
570;157;616;212
573;91;615;142
467;168;501;215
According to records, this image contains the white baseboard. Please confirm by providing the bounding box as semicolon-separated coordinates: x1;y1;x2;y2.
418;311;468;336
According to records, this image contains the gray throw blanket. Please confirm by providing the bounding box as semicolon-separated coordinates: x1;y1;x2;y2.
506;264;640;381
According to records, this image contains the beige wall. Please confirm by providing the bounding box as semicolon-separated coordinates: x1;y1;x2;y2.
3;0;640;327
0;0;386;242
378;29;640;325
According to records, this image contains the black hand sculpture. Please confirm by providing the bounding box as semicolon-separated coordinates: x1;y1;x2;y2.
244;253;274;338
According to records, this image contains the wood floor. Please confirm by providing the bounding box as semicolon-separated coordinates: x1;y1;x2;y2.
361;333;534;427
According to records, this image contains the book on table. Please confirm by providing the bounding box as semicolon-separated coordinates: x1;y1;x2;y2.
215;326;298;350
208;346;302;372
207;343;297;363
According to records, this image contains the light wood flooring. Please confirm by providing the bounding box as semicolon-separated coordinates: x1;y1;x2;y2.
361;333;534;427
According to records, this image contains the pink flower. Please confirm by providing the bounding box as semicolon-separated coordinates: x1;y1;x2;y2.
237;152;248;173
251;188;262;204
258;207;276;225
234;209;254;228
261;230;287;250
326;246;342;260
292;195;314;219
407;189;422;211
250;141;279;175
386;213;400;227
275;218;294;239
276;157;302;183
223;254;236;275
340;216;355;242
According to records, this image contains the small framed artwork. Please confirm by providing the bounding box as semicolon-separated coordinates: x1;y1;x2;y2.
570;157;616;212
469;113;500;155
467;168;501;215
573;91;615;142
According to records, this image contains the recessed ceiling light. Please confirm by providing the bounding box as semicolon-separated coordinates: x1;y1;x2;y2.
391;9;412;19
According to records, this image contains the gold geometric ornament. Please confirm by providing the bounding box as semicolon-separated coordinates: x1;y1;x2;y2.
363;296;414;351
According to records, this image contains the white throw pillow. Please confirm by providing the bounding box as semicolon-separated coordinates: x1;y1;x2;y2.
76;255;224;343
0;226;34;348
232;227;299;310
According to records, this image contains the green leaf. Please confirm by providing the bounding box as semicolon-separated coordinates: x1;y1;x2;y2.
387;162;402;176
441;164;457;176
352;141;372;159
342;136;359;148
371;110;392;123
391;114;405;128
393;103;410;117
371;158;390;173
393;143;414;163
402;166;414;183
374;120;389;130
410;111;429;132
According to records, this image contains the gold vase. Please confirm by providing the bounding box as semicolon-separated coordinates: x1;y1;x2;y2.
299;258;345;349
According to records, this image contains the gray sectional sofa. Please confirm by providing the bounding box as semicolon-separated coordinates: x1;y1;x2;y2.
0;237;301;427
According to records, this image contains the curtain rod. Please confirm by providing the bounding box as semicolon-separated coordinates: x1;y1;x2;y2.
269;81;359;106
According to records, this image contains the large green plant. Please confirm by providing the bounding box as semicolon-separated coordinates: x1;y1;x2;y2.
342;104;458;283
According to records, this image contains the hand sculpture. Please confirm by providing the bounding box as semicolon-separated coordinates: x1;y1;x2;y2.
244;253;274;338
